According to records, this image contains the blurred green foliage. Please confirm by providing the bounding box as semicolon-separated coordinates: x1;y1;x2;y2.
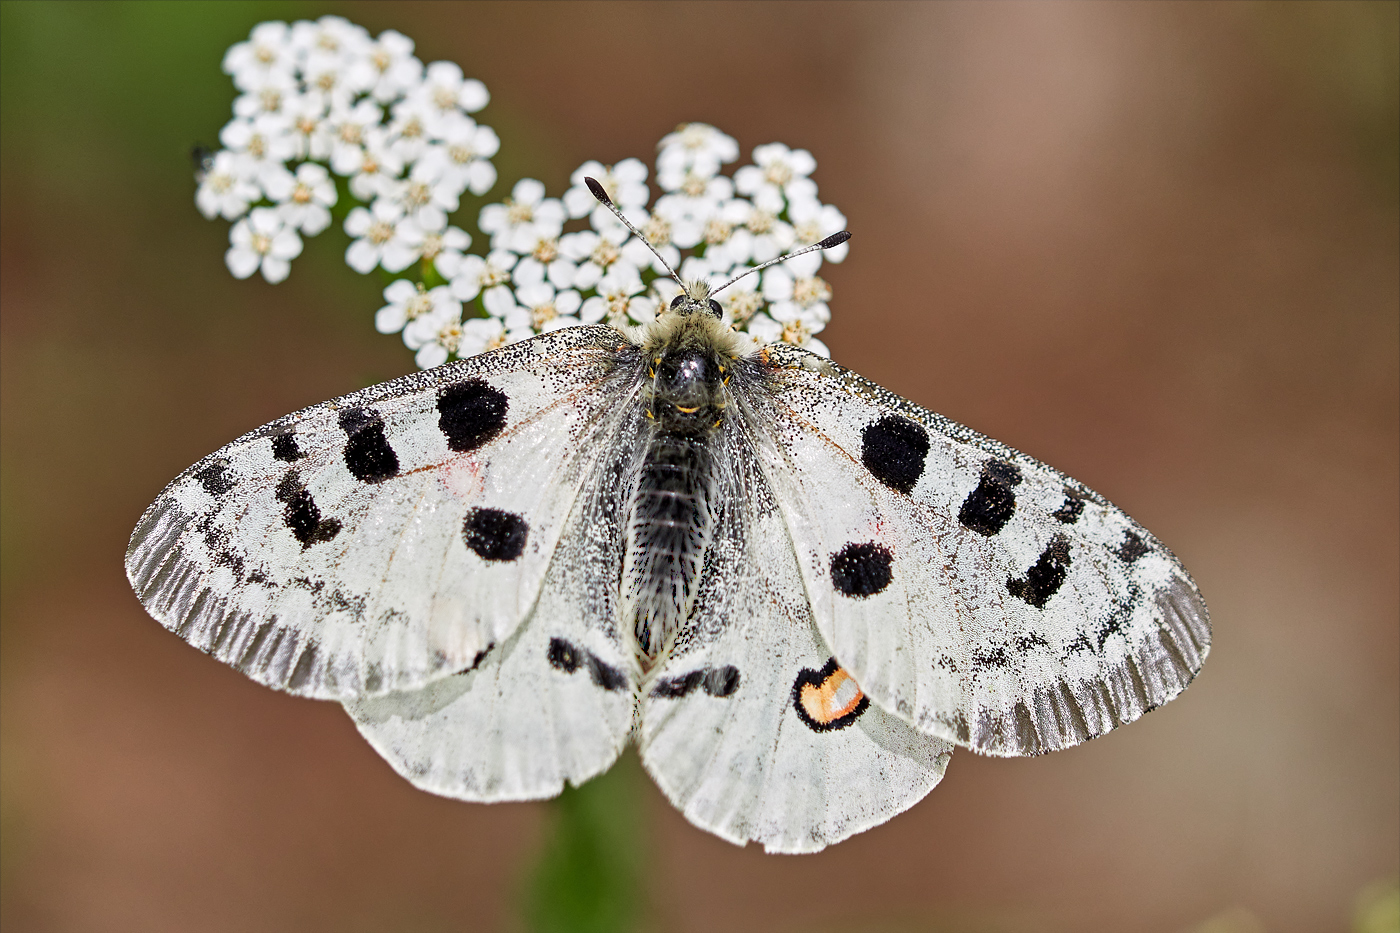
520;752;647;933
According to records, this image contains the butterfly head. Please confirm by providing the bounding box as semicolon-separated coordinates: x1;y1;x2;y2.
668;280;723;320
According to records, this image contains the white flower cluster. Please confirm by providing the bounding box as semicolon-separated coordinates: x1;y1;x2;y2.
201;20;849;369
390;124;849;367
198;16;497;285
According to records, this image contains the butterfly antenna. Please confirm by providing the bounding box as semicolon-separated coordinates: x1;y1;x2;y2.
710;231;851;297
585;177;688;294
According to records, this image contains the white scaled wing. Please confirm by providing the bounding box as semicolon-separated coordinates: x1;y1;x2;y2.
748;346;1211;757
126;325;637;701
638;421;953;854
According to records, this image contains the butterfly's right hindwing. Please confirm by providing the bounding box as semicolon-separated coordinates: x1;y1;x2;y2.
126;325;637;701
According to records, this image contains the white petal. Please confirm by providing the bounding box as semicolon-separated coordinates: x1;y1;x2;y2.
482;285;517;317
415;342;448;369
260;256;291;283
344;206;372;236
269;229;303;260
345;239;379;274
380;241;417;273
513;177;545;205
554;289;581;315
225;246;260;279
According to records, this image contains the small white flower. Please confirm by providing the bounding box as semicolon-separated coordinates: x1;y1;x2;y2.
714;274;764;328
219;113;297;191
412;61;489;134
346;29;424;103
784;197;848;274
337;127;404;201
721;201;796;265
563;158;649;220
734;143;818;213
559;230;640;291
226;207;303;283
511;260;587;331
620;211;681;275
375;280;459;335
195;150;260;220
344;198;417;273
450;249;516;302
385;96;434;163
324;98;384;172
748;303;829;357
762;267;832;325
417;225;472;277
283;92;330;160
656;123;738;179
579;267;647;328
418;120;499;196
458;316;514;356
290;15;371;66
232;68;298;120
404;305;465;369
479;178;566;254
395;159;462;231
223;21;296;90
267;161;337;235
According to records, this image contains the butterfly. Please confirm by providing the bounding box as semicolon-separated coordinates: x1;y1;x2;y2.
126;179;1210;854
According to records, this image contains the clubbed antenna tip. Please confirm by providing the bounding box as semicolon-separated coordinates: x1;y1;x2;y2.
584;176;613;207
818;231;850;249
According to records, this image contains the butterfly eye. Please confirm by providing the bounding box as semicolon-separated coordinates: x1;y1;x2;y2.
670;295;686;309
708;299;723;318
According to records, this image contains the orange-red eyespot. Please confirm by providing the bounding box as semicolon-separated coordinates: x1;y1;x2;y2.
792;659;870;732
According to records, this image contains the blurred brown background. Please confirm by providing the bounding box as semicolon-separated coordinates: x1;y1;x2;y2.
2;2;1396;931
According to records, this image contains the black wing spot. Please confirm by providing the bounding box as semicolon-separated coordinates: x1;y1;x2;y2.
792;659;870;732
274;470;342;548
456;643;495;675
703;665;740;697
830;542;894;598
462;508;528;562
958;459;1023;536
338;407;399;483
1007;534;1072;608
195;460;235;496
861;414;930;494
271;432;304;462
1051;488;1086;524
651;670;705;698
547;637;581;674
1117;530;1151;563
547;637;626;691
438;380;508;452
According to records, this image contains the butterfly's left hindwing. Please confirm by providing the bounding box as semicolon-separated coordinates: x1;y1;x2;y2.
126;326;637;701
747;345;1211;757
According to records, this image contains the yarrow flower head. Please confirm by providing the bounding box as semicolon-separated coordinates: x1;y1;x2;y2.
198;23;849;368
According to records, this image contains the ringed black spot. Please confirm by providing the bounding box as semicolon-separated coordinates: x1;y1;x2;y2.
958;459;1022;536
1007;534;1072;608
1117;530;1151;563
861;414;930;494
703;665;740;698
195;460;235;496
792;659;870;732
338;407;399;483
274;471;342;548
462;508;528;562
438;380;508;452
830;542;894;598
547;637;581;673
1051;488;1086;524
271;432;304;462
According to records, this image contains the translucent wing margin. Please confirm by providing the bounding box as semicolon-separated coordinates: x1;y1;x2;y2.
126;325;637;701
638;418;952;853
748;345;1210;757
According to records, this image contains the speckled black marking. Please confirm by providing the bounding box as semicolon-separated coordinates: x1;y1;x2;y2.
456;643;495;676
338;407;399;483
830;542;894;598
1117;530;1150;563
1051;488;1086;524
274;471;341;548
861;414;929;494
792;658;870;733
704;665;740;697
547;637;626;690
195;461;234;496
271;432;304;462
547;637;580;673
462;508;528;562
438;380;508;452
585;654;627;691
959;459;1022;536
972;645;1011;669
1007;534;1072;608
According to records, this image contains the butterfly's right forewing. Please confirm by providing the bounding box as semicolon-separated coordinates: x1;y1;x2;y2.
126;325;636;701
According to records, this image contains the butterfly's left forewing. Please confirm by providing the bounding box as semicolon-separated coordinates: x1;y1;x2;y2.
748;346;1210;757
126;325;637;700
638;421;953;854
